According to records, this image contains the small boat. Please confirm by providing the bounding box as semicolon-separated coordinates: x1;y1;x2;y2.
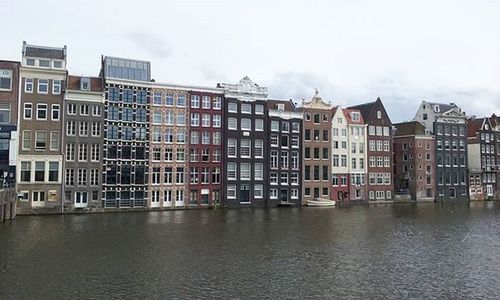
307;198;336;207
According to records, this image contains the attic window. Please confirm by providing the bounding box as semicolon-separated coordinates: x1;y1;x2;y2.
351;112;360;121
39;59;50;68
81;78;90;91
277;104;285;111
422;104;426;109
377;110;381;119
434;105;440;113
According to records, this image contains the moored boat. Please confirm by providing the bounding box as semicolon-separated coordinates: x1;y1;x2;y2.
306;198;336;207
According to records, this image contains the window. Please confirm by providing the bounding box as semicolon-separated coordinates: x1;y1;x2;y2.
176;112;186;125
240;163;251;180
35;131;46;150
78;144;88;161
22;130;31;150
213;114;221;127
254;184;263;198
255;139;263;157
213;131;221;145
254;163;263;180
91;144;100;161
228;117;237;130
50;131;59;151
271;135;279;147
176;149;185;161
202;114;210;127
241;103;251;114
241;118;251;130
35;161;45;182
78;169;87;186
164;167;173;184
271;121;279;132
52;80;61;94
36;103;47;120
377;110;382;119
191;95;200;108
153;111;162;124
270;189;278;199
20;162;31;182
213;97;222;110
24;103;32;119
65;168;75;186
271;150;278;168
48;162;59;182
202;96;211;109
228;102;237;113
25;78;33;93
201;149;210;162
91;122;101;137
79;121;88;136
281;173;288;184
313;114;320;124
38;79;48;93
281;151;289;168
90;169;99;186
227;163;237;180
49;104;60;121
255;119;264;131
0;69;12;91
213;149;221;162
201;131;210;144
255;104;264;114
176;167;185;184
153;92;162;105
177;130;186;143
240;139;251;157
227;185;236;198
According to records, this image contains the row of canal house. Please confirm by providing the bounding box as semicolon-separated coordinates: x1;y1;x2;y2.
4;41;500;214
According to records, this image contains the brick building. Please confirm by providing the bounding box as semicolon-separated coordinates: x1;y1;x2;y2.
393;121;435;201
63;76;104;211
302;90;332;202
17;42;66;213
349;98;394;202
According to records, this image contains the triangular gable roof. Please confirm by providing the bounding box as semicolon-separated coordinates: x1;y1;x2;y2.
348;97;392;124
440;107;466;118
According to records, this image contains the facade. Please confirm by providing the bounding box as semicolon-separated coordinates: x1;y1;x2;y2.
101;56;151;209
17;42;67;213
219;77;268;207
302;90;332;203
330;107;349;201
349;98;393;202
187;89;224;207
63;76;104;211
148;86;189;208
414;101;468;200
267;100;303;206
393;121;435;201
467;116;498;200
344;108;368;201
0;60;20;188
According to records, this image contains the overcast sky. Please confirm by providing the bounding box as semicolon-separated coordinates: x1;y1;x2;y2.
2;0;499;122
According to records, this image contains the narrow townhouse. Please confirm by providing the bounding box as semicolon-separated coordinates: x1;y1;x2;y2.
467;116;498;200
63;76;104;211
414;101;468;200
267;99;303;206
100;56;150;209
218;77;268;207
344;108;368;201
0;60;20;188
393;121;435;201
349;98;394;202
330;106;349;201
187;89;224;207
17;42;66;213
302;90;332;203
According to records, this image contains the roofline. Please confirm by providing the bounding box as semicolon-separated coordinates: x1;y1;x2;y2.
22;41;67;56
104;77;224;93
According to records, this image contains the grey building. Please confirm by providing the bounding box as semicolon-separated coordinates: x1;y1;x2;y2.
63;75;104;211
16;42;67;213
218;77;268;207
266;100;303;206
100;56;150;209
414;101;468;200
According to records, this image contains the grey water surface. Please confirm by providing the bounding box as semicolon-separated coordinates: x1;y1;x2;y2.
1;202;500;299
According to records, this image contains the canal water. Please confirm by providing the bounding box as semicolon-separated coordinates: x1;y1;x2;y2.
2;202;500;299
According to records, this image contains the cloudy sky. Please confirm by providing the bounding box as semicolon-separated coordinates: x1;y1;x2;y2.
2;0;499;122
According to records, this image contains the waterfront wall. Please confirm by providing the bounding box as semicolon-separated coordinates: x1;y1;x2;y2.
0;188;17;221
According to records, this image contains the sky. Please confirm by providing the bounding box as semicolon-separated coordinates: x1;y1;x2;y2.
2;0;500;122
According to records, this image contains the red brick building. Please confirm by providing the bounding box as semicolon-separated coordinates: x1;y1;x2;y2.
393;121;435;201
187;90;224;206
349;98;394;201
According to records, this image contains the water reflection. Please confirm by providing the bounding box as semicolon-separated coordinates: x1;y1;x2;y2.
1;203;500;299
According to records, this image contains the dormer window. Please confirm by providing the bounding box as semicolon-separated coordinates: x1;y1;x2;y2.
377;110;382;119
39;59;50;68
351;112;360;121
277;104;285;111
434;105;440;113
81;78;90;91
485;124;489;130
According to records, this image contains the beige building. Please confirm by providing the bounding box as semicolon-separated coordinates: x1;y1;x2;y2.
302;90;332;203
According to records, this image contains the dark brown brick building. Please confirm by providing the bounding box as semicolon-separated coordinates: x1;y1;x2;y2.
393;121;435;201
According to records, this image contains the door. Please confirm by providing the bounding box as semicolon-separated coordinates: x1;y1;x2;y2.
280;189;288;202
449;187;456;199
163;190;172;207
32;191;45;207
240;184;250;203
151;190;160;207
486;185;493;197
74;191;88;208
